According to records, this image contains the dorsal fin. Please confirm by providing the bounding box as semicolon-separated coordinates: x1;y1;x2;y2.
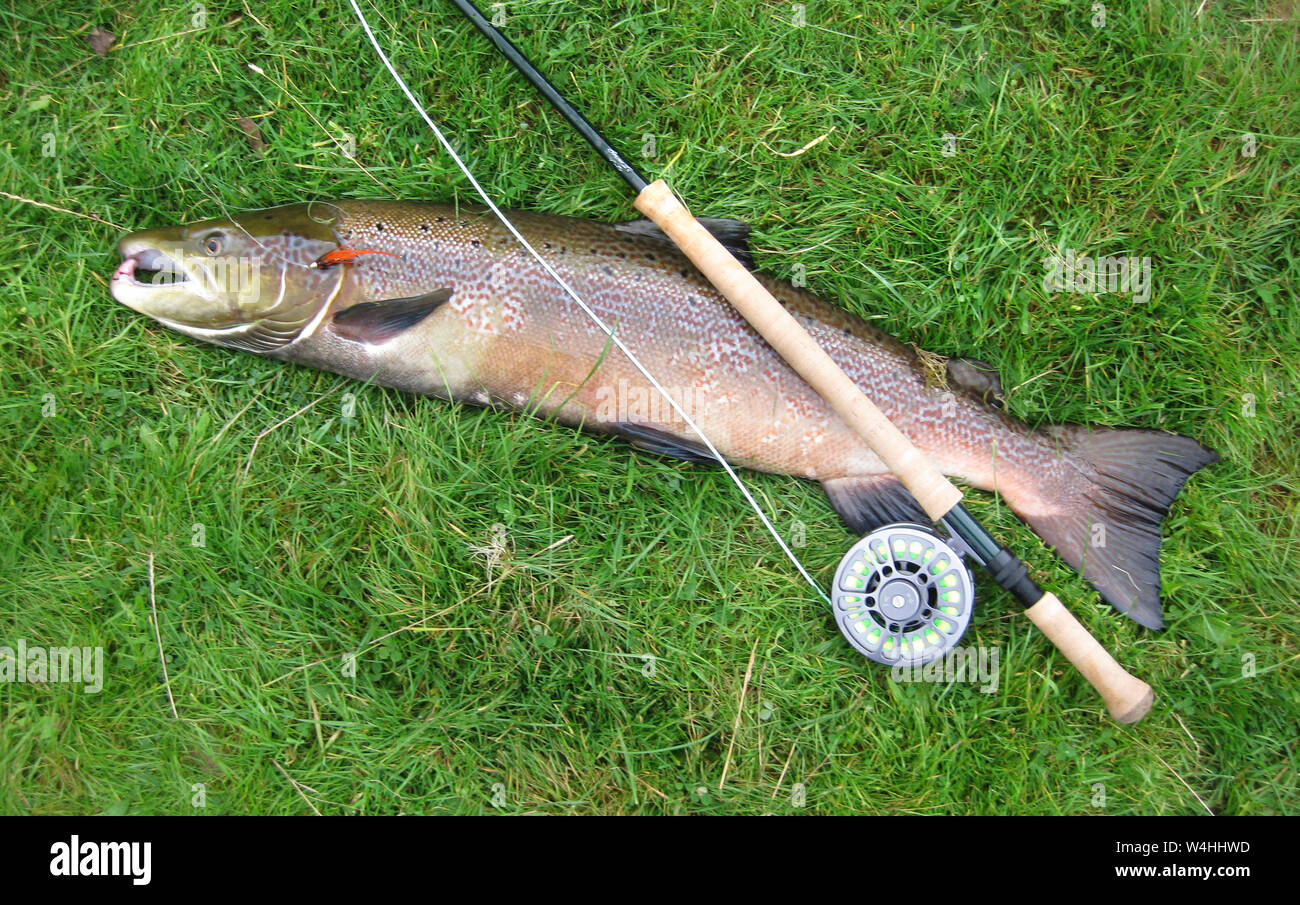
614;217;754;270
329;289;452;344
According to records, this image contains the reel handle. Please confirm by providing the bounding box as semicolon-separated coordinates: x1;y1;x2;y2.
1025;592;1154;724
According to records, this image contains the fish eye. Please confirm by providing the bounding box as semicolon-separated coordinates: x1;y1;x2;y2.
203;233;225;255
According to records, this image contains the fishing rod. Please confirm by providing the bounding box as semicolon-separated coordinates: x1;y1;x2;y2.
390;1;1153;722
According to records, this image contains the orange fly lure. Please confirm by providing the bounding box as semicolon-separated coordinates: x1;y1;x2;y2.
310;248;403;269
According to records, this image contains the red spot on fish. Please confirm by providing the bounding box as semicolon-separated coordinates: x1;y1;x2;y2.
705;335;756;372
501;297;524;332
800;427;828;446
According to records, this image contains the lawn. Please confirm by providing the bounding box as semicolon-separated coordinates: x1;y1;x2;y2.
1;0;1296;814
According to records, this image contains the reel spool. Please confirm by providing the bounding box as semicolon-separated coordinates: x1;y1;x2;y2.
832;523;975;667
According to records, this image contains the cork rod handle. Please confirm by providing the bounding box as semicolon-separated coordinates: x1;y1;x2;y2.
1025;592;1154;723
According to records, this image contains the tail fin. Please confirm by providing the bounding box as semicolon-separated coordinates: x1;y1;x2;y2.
1012;427;1218;629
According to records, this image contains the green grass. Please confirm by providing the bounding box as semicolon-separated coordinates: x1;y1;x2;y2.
1;0;1297;814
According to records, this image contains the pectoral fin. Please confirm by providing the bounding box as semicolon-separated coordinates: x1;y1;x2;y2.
329;289;452;344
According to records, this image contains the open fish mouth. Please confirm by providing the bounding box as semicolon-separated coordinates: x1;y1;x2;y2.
112;241;196;294
110;236;228;319
115;246;191;286
110;237;243;342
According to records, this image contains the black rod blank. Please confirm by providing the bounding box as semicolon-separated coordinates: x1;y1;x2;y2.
448;0;649;193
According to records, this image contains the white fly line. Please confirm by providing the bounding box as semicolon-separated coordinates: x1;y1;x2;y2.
348;0;830;605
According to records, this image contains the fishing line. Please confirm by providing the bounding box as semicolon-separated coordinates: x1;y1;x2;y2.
347;0;830;605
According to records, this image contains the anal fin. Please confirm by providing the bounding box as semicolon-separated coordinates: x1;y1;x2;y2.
821;474;928;535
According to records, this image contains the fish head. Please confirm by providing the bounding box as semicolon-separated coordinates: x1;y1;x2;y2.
110;203;346;352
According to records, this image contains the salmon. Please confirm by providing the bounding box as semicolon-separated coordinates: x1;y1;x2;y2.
110;200;1216;628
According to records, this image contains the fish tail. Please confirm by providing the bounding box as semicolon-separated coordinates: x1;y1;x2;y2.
1003;427;1218;629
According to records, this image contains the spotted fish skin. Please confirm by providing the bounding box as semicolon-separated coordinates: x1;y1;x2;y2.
110;201;1217;628
288;202;1016;485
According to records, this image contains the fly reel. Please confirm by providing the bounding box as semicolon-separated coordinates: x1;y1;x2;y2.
832;523;975;667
